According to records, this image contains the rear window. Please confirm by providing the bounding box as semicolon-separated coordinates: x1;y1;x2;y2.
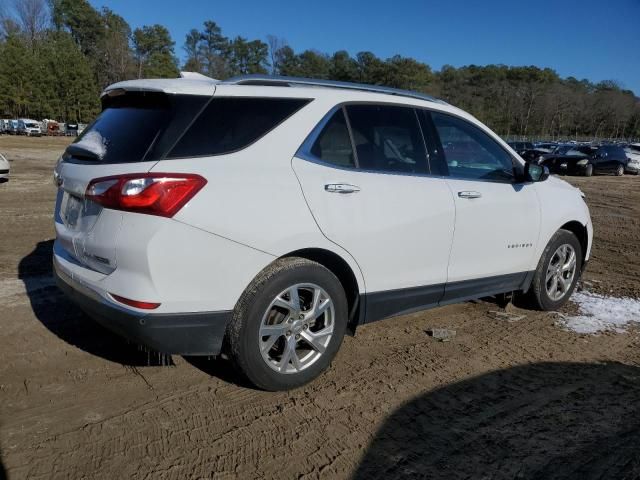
168;97;311;158
65;92;208;163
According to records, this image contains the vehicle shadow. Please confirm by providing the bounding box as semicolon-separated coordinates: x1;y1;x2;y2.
183;356;254;389
353;361;640;479
18;240;172;366
0;447;6;480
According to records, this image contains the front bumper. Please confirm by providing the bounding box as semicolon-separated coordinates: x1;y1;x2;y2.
54;261;232;356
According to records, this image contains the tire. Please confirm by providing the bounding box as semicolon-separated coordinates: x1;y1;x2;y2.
226;257;348;391
615;164;624;176
524;229;583;311
584;164;593;177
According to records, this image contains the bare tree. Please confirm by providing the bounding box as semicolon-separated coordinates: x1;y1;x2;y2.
0;2;19;39
12;0;49;43
266;34;287;75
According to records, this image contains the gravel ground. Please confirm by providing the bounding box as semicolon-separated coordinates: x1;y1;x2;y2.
1;136;639;479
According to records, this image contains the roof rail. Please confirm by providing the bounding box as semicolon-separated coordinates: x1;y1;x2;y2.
222;74;445;104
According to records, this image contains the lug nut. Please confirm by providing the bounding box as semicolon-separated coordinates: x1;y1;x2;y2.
286;330;291;336
288;318;293;323
303;324;308;330
295;334;300;340
299;314;304;319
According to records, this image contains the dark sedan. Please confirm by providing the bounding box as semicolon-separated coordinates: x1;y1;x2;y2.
507;141;534;155
540;145;628;176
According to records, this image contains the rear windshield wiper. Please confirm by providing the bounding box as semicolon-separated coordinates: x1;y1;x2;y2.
65;144;103;161
65;131;109;161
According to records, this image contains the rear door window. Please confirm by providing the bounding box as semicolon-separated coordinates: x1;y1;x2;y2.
168;97;310;158
310;108;355;168
345;104;429;174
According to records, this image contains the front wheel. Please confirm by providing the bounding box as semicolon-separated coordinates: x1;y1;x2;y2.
523;229;582;311
616;164;624;176
584;164;593;177
226;257;348;391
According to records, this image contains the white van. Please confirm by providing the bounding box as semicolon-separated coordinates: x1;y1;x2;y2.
17;119;42;137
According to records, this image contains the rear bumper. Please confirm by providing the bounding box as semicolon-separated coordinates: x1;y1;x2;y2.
54;261;232;356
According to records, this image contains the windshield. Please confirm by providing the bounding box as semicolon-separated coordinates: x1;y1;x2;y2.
566;146;595;156
553;145;572;154
26;123;38;128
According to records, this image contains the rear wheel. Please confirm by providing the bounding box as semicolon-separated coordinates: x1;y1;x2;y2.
524;229;582;311
226;257;347;391
616;164;624;176
584;164;593;177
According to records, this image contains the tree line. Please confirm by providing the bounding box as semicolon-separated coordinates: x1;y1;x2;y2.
0;0;638;139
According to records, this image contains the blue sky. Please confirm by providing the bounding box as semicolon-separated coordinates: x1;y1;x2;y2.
91;0;640;95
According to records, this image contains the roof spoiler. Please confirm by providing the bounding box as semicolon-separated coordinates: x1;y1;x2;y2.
180;71;219;82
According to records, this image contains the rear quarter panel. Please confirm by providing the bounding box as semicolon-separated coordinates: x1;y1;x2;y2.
151;94;367;293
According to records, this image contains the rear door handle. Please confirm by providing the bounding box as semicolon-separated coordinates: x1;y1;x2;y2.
458;191;482;199
325;183;361;194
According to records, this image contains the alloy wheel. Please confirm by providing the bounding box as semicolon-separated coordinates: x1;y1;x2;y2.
259;283;335;374
545;244;577;301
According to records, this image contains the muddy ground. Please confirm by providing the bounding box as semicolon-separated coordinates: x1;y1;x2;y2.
1;136;639;479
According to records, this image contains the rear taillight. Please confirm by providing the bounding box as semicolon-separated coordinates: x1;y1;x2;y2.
85;173;206;217
111;294;160;310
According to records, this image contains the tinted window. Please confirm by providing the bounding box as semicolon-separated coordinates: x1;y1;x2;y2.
431;112;514;182
566;148;588;156
65;92;208;164
310;109;355;168
606;146;625;158
169;97;309;158
346;105;429;174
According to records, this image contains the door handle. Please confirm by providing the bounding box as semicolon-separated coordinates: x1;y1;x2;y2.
325;183;361;194
458;191;482;199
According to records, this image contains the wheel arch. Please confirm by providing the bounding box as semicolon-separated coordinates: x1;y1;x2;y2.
559;220;589;266
281;248;363;335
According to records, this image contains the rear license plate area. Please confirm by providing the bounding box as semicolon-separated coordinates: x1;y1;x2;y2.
61;192;83;228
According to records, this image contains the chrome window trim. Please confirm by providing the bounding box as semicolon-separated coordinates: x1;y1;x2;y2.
296;101;523;183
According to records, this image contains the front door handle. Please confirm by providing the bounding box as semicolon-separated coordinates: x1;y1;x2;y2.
458;190;482;199
325;183;361;194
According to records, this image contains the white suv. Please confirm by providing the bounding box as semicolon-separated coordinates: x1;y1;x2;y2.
53;74;592;390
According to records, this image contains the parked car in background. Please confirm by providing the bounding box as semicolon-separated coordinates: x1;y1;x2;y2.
53;74;592;390
6;119;19;134
507;141;534;155
541;145;628;176
17;119;42;137
534;142;558;152
624;143;640;175
0;152;9;182
47;121;62;136
65;123;79;136
520;146;557;163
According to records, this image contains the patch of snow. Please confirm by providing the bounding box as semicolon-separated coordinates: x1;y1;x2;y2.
74;130;107;159
558;291;640;334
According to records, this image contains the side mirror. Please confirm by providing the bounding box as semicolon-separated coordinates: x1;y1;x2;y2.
525;162;549;182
